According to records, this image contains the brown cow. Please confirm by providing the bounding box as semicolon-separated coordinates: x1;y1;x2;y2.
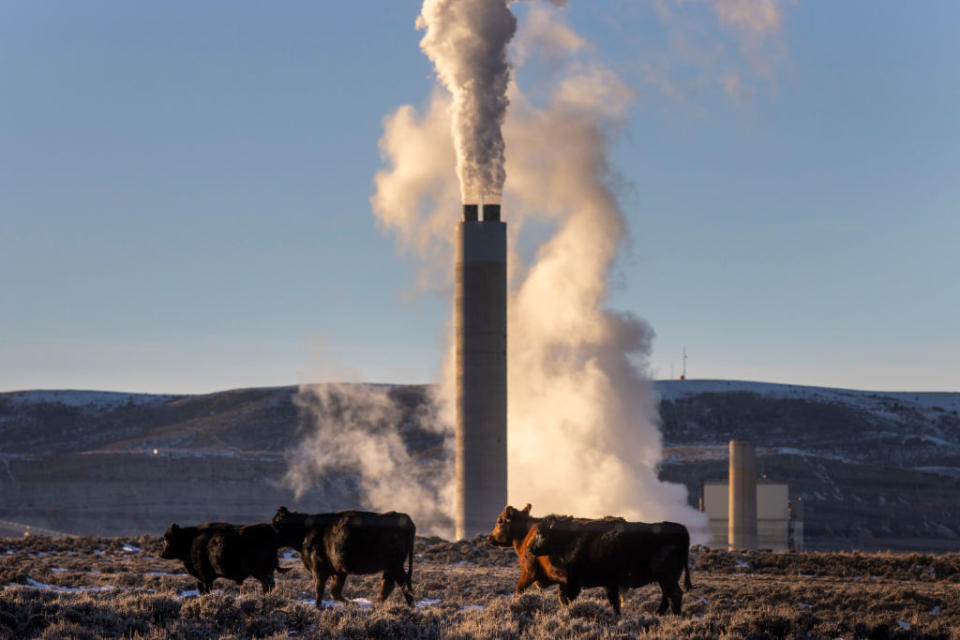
528;516;693;616
488;504;565;600
487;504;624;603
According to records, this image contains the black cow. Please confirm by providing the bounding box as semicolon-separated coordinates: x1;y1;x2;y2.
272;506;416;607
159;522;289;594
528;516;692;616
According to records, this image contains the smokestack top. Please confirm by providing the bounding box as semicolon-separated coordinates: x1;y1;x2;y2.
482;203;501;222
462;204;479;222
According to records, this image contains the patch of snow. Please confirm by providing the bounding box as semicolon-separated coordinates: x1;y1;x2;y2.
19;577;115;593
776;448;857;464
735;561;750;569
81;447;284;461
912;434;957;448
417;598;442;608
461;604;486;612
797;602;812;609
4;390;178;408
300;597;374;609
144;571;188;577
454;560;474;567
282;550;299;560
914;467;960;479
179;589;201;598
931;606;941;615
654;379;960;416
897;621;910;630
49;567;68;573
121;544;140;553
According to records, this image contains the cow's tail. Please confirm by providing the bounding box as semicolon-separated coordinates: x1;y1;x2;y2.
406;520;416;589
682;533;692;590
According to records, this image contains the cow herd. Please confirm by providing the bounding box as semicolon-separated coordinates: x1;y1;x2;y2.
160;504;692;616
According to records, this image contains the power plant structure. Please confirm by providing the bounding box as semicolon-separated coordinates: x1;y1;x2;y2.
700;439;804;550
454;201;507;539
728;440;758;550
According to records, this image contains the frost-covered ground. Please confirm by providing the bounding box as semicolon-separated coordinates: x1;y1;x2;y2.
2;534;959;639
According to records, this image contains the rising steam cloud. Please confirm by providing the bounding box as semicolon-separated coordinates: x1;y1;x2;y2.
418;0;517;203
373;1;706;536
284;383;454;536
290;0;784;539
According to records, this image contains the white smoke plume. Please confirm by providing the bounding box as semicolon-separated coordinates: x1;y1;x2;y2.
373;2;707;536
417;0;517;203
284;382;455;537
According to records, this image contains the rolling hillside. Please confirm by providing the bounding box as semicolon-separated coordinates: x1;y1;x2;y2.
1;380;958;550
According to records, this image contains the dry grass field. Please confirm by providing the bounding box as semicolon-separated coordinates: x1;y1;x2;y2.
1;534;959;639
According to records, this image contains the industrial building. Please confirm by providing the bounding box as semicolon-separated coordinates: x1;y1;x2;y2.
700;441;804;550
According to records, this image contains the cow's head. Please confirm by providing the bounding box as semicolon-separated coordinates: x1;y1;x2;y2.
487;503;532;546
272;506;309;550
159;523;182;559
272;506;291;528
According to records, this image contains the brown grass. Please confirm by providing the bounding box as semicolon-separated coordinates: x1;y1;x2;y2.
1;535;958;639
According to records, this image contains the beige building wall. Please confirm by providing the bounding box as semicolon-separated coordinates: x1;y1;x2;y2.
702;481;793;550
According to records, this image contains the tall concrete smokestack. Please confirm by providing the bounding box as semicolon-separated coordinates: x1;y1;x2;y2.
455;202;507;539
728;440;758;550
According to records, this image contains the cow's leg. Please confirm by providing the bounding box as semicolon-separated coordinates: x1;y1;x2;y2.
655;581;671;615
259;574;276;593
669;582;683;615
313;570;330;608
198;572;217;594
395;566;415;606
656;592;670;615
557;587;569;605
515;569;538;595
330;572;348;602
378;571;397;603
605;585;621;616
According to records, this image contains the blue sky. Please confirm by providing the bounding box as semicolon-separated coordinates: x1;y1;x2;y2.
2;1;958;393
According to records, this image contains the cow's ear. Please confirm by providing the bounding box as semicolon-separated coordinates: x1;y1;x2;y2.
169;523;179;532
522;504;532;514
505;506;516;518
277;506;288;515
